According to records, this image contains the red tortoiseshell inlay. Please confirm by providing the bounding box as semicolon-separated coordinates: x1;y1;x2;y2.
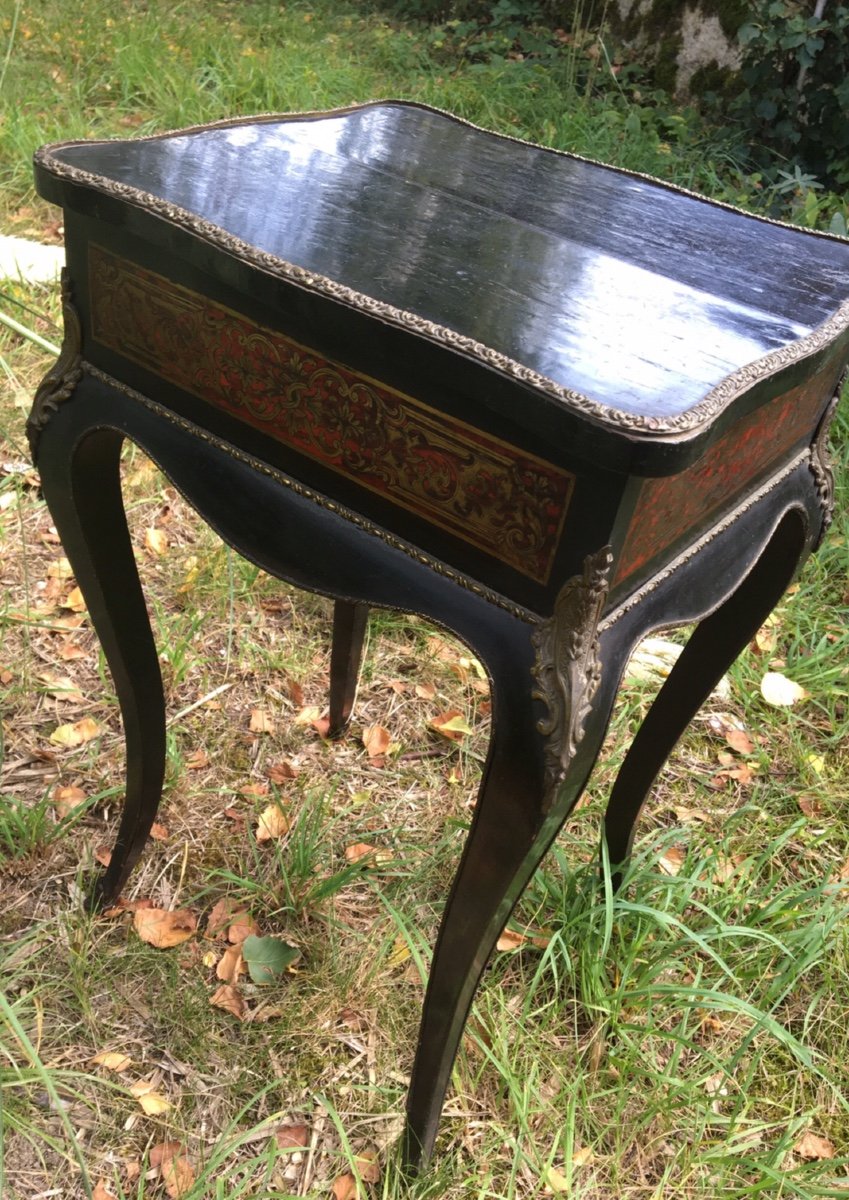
88;244;574;583
614;359;842;586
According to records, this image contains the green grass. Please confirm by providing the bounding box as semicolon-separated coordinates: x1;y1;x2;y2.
2;1;849;1197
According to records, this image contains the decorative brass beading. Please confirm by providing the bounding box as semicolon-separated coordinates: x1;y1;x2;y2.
531;546;613;809
27;269;82;458
810;368;847;548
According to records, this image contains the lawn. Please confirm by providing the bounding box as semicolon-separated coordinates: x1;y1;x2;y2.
1;2;849;1198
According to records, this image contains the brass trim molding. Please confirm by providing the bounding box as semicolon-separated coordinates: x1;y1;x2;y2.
34;101;849;440
27;270;82;458
810;367;847;548
531;546;613;809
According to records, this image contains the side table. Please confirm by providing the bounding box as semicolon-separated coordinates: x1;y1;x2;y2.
29;102;849;1168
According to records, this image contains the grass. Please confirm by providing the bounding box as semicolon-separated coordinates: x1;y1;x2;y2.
2;0;849;1197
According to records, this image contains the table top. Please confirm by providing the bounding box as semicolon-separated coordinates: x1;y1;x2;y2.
36;101;849;432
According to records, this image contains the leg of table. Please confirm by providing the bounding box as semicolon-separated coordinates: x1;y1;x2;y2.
401;623;622;1171
36;423;166;909
328;600;369;738
603;511;808;889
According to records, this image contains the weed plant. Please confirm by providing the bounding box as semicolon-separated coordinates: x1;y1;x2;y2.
1;1;848;1197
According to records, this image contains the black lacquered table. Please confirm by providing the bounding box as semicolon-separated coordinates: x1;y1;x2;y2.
29;101;849;1169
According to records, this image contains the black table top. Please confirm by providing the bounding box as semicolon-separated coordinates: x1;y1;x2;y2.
36;101;849;425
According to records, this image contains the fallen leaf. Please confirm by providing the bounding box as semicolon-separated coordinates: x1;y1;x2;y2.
284;677;305;706
362;724;391;757
185;748;209;770
39;672;84;704
49;717;101;747
240;782;269;801
798;796;823;818
794;1131;835;1160
275;1123;309;1150
149;822;168;841
143;527;168;557
47;556;74;580
133;907;197;948
544;1166;570;1193
215;944;245;983
58;640;87;662
137;1091;172;1116
90;1051;133;1072
63;585;87;613
760;671;806;707
430;709;472;741
210;983;246;1020
344;842;393;866
241;934;300;984
753;621;778;654
806;752;826;776
294;705;321;726
207;898;241;937
250;707;275;734
162;1154;194;1198
659;846;687;876
267;759;298;783
228;911;259;944
52;784;87;819
332;1174;359;1200
414;683;437;700
725;728;754;755
497;928;526;952
572;1146;595;1167
354;1148;381;1184
150;1142;184;1169
712;763;757;787
256;802;289;842
92;1181;117;1200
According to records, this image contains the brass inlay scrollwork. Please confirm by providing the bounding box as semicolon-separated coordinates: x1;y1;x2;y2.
531;546;613;809
27;269;82;458
810;367;847;548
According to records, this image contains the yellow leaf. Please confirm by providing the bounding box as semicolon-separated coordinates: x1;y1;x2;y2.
256;803;289;842
430;709;472;741
805;752;825;776
90;1051;133;1072
138;1091;172;1115
345;842;393;866
572;1145;595;1167
133;907;197;948
63;585;87;613
49;717;101;747
144;527;169;557
545;1166;570;1192
760;671;806;707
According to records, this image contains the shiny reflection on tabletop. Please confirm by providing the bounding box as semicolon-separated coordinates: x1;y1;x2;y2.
52;104;849;419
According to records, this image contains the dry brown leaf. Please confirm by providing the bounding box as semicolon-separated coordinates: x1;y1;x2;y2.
250;707;275;734
760;671;806;707
275;1122;309;1150
39;671;84;704
332;1174;360;1200
267;759;298;783
58;640;87;662
150;1142;184;1169
133;907;197;949
228;911;259;944
837;856;849;883
362;724;391;757
47;556;74;580
256;803;289;842
207;898;239;938
725;728;754;755
496;928;526;952
149;822;168;841
49;717;101;748
798;796;823;818
414;683;437;700
659;846;687;876
354;1148;381;1184
92;1181;117;1200
240;782;269;801
794;1131;835;1160
210;983;246;1020
429;709;472;741
185;748;209;770
285;677;305;706
53;784;87;819
572;1146;595;1167
215;944;245;983
344;842;393;866
90;1050;133;1072
161;1154;195;1198
712;763;757;787
144;527;169;557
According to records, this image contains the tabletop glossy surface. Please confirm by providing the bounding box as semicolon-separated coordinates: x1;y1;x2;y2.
45;103;849;421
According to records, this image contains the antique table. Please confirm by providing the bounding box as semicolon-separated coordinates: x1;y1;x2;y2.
29;102;849;1169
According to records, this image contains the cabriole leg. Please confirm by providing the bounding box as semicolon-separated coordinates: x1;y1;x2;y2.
328;600;369;738
603;510;808;890
35;420;165;909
